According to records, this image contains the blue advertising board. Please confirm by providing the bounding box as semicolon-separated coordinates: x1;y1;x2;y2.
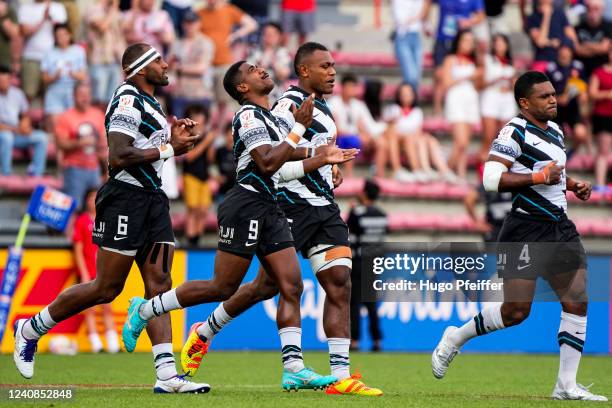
186;251;610;354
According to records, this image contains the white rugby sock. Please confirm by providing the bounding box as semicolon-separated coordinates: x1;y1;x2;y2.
23;307;57;340
152;343;177;381
196;303;233;341
557;312;586;390
450;304;505;347
328;338;351;379
279;327;304;373
139;289;182;320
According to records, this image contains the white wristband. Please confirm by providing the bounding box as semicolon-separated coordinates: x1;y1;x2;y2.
158;144;174;159
278;161;305;182
291;123;306;138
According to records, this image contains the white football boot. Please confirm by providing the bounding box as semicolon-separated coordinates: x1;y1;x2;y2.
13;319;39;379
552;382;608;401
431;326;460;379
153;375;211;394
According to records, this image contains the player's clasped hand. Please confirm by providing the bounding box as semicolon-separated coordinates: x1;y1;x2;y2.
292;94;315;128
170;115;201;155
574;181;592;201
539;160;565;185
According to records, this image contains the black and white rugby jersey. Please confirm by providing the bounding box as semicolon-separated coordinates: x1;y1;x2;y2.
104;82;169;191
489;115;568;221
271;86;337;207
232;101;285;197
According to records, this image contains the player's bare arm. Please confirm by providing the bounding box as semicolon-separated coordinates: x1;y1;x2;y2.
485;154;564;191
108;124;199;169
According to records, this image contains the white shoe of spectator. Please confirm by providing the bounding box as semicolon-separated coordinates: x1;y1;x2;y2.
441;171;463;185
394;168;416;183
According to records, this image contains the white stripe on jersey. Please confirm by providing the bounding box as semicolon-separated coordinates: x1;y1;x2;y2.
491;116;568;214
105;82;169;189
272;88;337;206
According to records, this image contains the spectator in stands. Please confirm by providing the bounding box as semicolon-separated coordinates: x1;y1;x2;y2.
575;0;611;80
86;0;125;106
231;0;270;45
248;22;291;102
212;122;236;200
55;82;107;207
18;0;67;100
347;179;386;352
484;0;509;34
527;0;578;71
73;188;120;354
432;0;485;115
328;74;388;178
58;0;79;39
441;30;481;180
162;0;194;37
182;105;215;247
0;0;21;74
197;0;257;125
589;44;612;189
384;82;460;183
168;10;214;118
281;0;316;46
0;65;48;176
122;0;175;55
390;0;431;92
41;24;87;127
480;33;517;162
546;41;590;155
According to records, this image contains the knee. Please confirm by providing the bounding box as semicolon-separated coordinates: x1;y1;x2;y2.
145;273;173;297
256;279;280;301
501;302;531;326
278;277;303;302
0;131;14;145
93;280;124;304
322;267;352;302
213;279;241;301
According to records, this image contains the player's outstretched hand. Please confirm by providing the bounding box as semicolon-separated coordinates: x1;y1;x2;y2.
292;94;314;128
573;181;592;201
318;146;359;165
170;116;200;156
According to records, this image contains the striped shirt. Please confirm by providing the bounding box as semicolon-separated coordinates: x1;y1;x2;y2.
104;82;169;191
489;115;567;221
232;102;285;197
271;86;337;207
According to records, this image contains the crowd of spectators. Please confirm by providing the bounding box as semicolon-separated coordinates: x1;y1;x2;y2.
0;0;610;245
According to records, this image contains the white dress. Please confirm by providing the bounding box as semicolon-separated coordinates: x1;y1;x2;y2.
444;57;480;125
480;54;517;121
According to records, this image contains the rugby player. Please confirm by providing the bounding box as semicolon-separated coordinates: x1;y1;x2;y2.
431;71;607;401
121;60;358;391
13;43;210;393
180;42;384;397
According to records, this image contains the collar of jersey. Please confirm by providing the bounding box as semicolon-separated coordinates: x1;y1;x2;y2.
288;85;326;103
125;80;159;105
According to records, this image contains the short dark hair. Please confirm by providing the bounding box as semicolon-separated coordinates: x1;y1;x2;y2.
184;104;209;122
121;43;151;71
364;179;381;201
341;73;358;86
293;42;328;76
223;60;246;103
263;21;283;35
53;23;72;46
0;65;11;74
514;71;550;105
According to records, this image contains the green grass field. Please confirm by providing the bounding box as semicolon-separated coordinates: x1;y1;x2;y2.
0;351;610;407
